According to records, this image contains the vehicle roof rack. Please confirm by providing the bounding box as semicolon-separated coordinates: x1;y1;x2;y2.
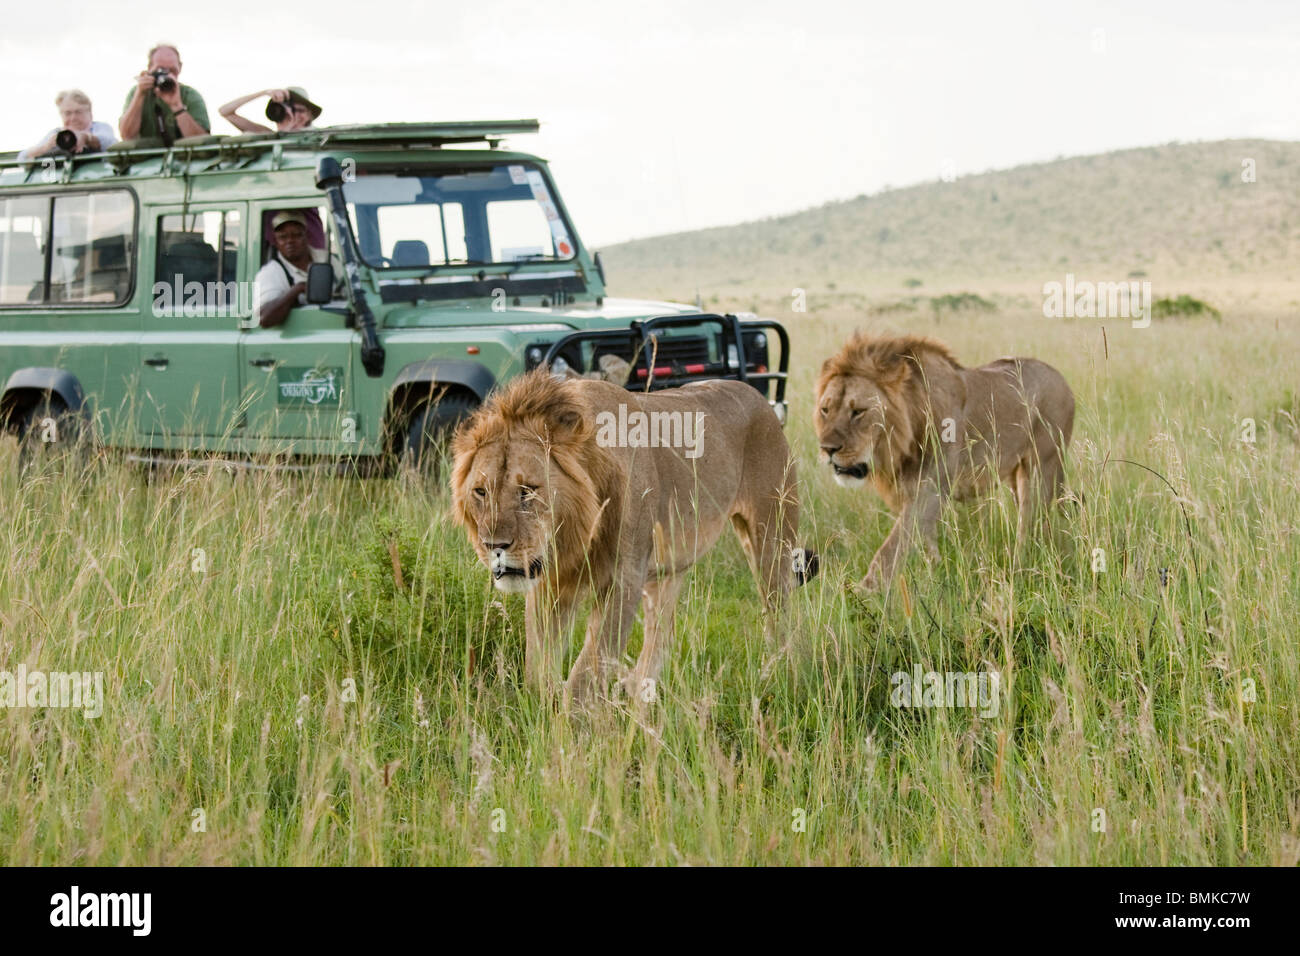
312;120;540;147
0;120;541;176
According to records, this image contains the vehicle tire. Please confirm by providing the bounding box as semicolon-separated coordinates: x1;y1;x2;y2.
399;391;479;481
16;394;87;476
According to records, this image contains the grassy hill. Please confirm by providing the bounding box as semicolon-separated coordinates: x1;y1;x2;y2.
601;138;1300;311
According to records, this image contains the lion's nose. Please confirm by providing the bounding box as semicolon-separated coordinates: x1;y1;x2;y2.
820;445;841;458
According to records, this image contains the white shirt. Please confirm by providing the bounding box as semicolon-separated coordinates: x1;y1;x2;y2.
252;247;339;323
18;121;118;160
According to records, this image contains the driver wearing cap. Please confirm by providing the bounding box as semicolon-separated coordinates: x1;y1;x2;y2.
253;210;340;328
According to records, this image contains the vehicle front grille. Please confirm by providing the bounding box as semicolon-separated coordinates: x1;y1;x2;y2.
594;334;711;370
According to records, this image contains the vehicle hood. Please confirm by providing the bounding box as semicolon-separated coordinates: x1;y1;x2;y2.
380;297;704;329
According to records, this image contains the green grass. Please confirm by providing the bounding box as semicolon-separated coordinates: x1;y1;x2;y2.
1;308;1297;865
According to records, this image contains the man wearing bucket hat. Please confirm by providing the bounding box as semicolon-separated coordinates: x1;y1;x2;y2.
253;210;342;328
218;87;321;134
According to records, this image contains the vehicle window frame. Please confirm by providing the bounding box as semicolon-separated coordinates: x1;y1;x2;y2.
152;206;246;319
0;185;139;310
247;201;345;330
342;161;579;273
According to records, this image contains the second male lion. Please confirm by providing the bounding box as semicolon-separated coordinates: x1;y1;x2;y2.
452;369;818;704
814;332;1074;592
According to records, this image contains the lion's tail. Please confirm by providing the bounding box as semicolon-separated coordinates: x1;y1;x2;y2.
792;548;820;586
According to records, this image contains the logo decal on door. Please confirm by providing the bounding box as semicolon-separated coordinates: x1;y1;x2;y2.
276;367;343;406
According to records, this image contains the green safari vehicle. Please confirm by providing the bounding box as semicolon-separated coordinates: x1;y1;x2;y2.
0;120;790;472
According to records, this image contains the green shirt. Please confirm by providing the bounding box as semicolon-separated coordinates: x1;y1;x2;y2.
121;83;210;141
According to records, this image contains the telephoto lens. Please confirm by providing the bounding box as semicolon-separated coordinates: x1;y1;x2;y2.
152;69;176;93
55;129;78;151
265;100;287;123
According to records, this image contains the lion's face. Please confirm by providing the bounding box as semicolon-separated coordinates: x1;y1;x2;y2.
453;438;565;593
451;375;603;595
814;374;893;488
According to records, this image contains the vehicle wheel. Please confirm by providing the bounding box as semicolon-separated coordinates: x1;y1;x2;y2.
16;395;86;475
399;391;478;481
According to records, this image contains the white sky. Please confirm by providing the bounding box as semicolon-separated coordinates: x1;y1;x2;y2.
4;0;1298;246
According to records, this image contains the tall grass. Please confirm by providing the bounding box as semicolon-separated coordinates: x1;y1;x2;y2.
1;308;1297;865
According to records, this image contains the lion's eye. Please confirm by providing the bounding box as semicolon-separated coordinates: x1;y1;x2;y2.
473;487;486;499
520;485;538;505
851;408;865;419
819;406;829;417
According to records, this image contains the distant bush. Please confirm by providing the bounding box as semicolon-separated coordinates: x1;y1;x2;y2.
871;297;921;316
929;292;996;315
1128;269;1147;278
903;277;923;288
1150;294;1222;321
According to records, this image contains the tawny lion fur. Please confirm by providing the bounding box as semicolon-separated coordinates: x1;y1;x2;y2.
814;332;1075;592
451;370;817;704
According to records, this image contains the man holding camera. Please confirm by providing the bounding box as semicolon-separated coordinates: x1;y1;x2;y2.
219;87;322;134
118;43;210;143
17;89;117;160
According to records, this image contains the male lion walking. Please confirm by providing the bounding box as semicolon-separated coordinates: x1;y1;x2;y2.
452;370;818;704
814;332;1074;592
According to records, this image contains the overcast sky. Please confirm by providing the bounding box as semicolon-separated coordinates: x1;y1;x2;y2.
4;0;1297;245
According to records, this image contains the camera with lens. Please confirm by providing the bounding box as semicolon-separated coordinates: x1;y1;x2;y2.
55;128;79;152
151;69;176;93
265;100;288;123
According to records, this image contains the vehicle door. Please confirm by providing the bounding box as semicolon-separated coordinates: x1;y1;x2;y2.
138;204;247;443
239;203;356;449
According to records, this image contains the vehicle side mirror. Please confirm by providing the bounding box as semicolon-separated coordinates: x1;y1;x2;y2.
306;262;334;304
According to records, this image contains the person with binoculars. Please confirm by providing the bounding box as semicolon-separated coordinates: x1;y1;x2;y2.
118;43;210;144
17;89;117;160
219;87;322;134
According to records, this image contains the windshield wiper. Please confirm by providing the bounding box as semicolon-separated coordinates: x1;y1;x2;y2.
386;257;556;282
504;253;555;276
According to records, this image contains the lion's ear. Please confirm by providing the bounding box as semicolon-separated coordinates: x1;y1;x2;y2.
547;388;591;443
551;407;583;434
874;350;913;388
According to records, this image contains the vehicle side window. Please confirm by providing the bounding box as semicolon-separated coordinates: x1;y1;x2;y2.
155;210;241;314
49;192;135;304
0;195;48;305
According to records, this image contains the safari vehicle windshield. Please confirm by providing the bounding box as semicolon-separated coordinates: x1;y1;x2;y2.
343;163;577;271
